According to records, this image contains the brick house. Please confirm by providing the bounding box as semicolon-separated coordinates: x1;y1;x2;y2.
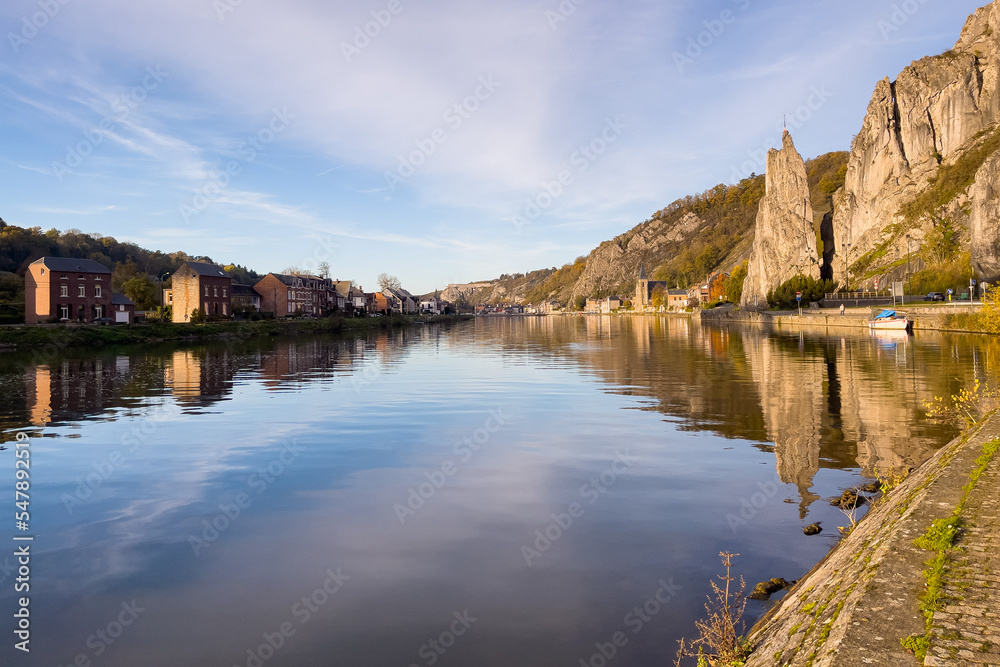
667;289;688;310
171;261;232;323
231;284;261;314
112;293;135;324
368;292;390;314
25;257;113;324
255;273;328;317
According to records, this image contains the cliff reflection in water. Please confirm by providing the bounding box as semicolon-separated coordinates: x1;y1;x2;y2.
0;317;974;521
478;315;963;516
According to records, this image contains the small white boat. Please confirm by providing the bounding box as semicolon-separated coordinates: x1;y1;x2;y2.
868;309;912;331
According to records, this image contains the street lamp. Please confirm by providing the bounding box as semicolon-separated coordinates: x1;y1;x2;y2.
905;234;911;305
159;272;170;317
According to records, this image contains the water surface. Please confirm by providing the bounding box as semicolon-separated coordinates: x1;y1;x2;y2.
0;316;983;665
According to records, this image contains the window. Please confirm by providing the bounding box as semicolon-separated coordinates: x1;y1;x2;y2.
78;285;86;297
204;301;209;313
95;276;102;281
40;268;45;276
60;285;68;297
61;275;67;280
222;303;227;315
78;275;84;280
94;305;103;319
95;286;102;298
222;287;227;297
204;286;209;297
60;305;69;319
213;286;218;297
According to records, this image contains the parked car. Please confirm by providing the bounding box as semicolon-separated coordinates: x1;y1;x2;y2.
924;292;944;301
94;317;115;325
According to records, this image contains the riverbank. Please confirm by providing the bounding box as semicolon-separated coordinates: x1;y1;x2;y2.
0;314;472;352
701;304;988;334
742;412;1000;666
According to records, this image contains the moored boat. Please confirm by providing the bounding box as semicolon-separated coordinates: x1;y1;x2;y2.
868;309;912;331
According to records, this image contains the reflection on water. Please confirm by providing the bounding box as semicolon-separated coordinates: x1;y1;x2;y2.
0;317;983;665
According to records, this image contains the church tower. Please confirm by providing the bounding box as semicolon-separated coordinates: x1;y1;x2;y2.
636;264;649;308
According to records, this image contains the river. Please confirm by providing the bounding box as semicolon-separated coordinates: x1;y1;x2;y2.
0;315;985;666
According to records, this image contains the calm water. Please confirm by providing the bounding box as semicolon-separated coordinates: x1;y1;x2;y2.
0;316;985;666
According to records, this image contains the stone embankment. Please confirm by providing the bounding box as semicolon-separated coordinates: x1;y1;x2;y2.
742;414;1000;667
701;306;982;334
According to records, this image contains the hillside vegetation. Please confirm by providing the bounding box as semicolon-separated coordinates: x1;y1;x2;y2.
518;150;849;308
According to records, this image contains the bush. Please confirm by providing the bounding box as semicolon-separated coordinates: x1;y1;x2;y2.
767;275;838;309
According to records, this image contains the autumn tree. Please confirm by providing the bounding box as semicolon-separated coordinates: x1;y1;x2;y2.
651;285;666;308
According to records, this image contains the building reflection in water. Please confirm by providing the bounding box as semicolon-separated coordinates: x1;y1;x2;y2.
3;319;970;519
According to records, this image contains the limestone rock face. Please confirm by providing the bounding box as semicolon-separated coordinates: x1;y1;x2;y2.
971;153;1000;280
570;212;707;297
832;1;1000;285
741;133;818;309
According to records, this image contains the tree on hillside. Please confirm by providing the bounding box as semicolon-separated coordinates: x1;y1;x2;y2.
112;260;140;291
378;273;401;291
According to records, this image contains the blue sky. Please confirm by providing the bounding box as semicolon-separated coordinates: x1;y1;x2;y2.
0;0;988;294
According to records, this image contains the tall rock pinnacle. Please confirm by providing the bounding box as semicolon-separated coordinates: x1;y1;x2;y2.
741;132;820;309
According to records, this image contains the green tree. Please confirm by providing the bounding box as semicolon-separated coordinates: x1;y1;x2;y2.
767;275;838;309
724;262;748;304
573;294;586;311
121;275;157;310
112;259;140;291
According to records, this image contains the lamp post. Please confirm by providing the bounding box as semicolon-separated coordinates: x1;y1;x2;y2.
905;234;911;305
159;272;170;317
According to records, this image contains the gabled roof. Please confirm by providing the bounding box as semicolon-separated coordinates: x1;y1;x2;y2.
332;280;352;297
183;261;229;278
383;287;415;300
33;257;111;274
231;283;259;296
111;293;134;305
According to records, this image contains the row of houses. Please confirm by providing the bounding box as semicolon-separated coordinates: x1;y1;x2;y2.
23;257;436;325
163;263;433;322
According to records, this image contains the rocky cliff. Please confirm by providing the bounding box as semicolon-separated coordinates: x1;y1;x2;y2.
832;0;1000;287
468;1;1000;307
741;133;820;309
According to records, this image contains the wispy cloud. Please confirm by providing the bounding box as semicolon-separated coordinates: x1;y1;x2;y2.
24;204;121;215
